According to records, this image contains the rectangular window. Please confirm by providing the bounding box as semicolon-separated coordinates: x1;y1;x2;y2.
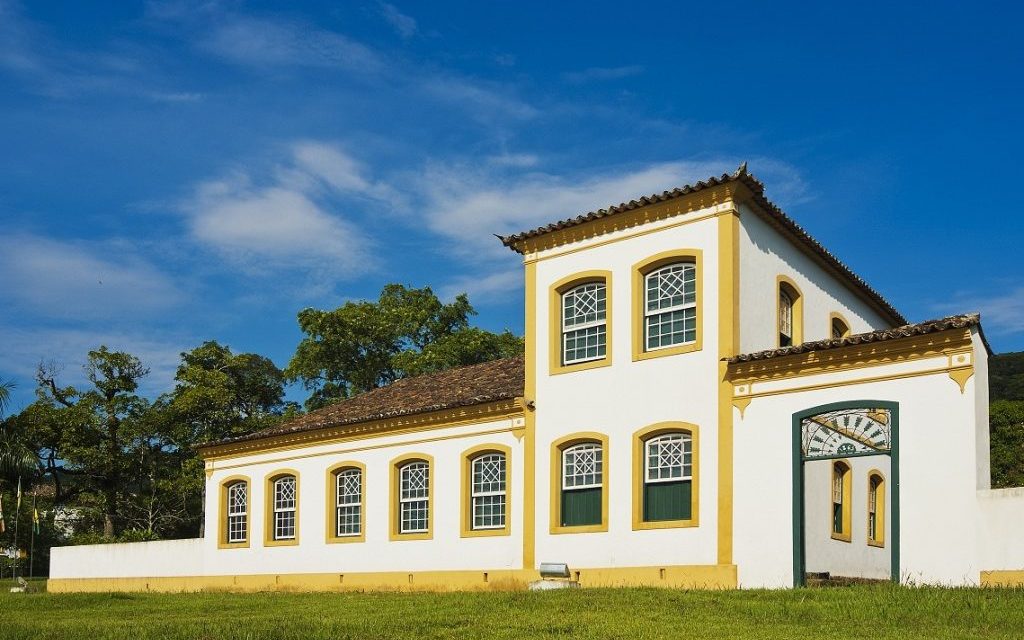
644;264;697;350
471;453;506;530
643;433;693;522
399;462;429;533
227;482;247;543
336;469;362;537
273;476;296;540
562;283;607;364
561;444;603;527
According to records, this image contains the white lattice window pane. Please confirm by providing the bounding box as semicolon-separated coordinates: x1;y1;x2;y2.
562;283;606;329
644;263;697;351
645;307;697;350
646;264;696;312
563;325;606;364
335;469;362;536
832;472;843;504
563;443;603;489
472;494;506;529
645;433;692;482
274;510;295;540
400;462;429;533
226;482;247;543
274;476;296;510
400;499;429;533
471;453;506;530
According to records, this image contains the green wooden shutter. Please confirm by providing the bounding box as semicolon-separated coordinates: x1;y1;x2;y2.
562;487;602;526
643;480;691;522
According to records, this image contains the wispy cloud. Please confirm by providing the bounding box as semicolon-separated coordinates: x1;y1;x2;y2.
181;142;385;284
0;234;185;320
943;287;1024;335
199;14;384;73
0;324;191;405
418;159;740;259
441;268;522;304
563;65;644;83
378;2;417;39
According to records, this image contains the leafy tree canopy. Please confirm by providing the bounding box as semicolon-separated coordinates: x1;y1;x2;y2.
286;284;524;410
990;399;1024;489
990;351;1024;402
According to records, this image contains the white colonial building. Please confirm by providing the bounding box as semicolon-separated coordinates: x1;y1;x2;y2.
49;165;1024;592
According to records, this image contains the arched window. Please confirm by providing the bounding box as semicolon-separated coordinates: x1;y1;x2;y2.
335;468;362;538
271;475;297;541
562;281;607;365
831;314;851;340
644;262;697;351
560;442;604;528
226;481;248;544
642;432;693;522
778;278;802;347
470;452;507;530
868;472;885;547
831;461;852;542
399;461;430;534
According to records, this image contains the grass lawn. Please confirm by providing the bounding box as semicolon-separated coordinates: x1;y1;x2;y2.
1;584;1022;640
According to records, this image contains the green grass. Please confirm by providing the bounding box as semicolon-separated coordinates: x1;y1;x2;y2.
1;584;1022;640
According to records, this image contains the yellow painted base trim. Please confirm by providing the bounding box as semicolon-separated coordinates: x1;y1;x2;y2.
47;564;738;594
980;570;1024;587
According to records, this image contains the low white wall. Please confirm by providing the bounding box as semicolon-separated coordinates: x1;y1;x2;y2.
977;487;1024;571
50;539;204;579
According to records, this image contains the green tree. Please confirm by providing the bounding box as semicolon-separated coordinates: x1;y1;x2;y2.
34;347;151;538
287;284;524;409
164;340;289;445
990;399;1024;489
991;351;1024;402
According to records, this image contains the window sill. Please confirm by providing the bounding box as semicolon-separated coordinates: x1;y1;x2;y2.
633;340;701;362
632;518;699;531
460;527;511;539
264;538;299;547
326;534;366;544
217;541;250;550
830;532;852;543
550;356;612;376
550;523;608;535
390;531;433;541
867;540;885;548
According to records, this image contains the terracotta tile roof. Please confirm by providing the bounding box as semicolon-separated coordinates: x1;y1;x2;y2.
727;313;985;364
205;356;525;448
499;163;907;326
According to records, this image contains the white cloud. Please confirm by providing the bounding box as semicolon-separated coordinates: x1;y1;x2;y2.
441;268;522;304
200;14;384;73
563;65;644;83
418;75;539;122
182;142;385;281
486;153;540;168
0;325;189;405
945;287;1024;335
378;2;417;39
0;234;184;320
419;159;739;259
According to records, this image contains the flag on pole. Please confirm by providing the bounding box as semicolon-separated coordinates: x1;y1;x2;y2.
0;495;5;534
32;505;40;535
16;477;22;511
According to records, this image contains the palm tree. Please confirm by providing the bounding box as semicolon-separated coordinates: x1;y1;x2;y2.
0;379;11;418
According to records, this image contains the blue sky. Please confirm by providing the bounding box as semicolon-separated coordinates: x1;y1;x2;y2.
2;0;1022;410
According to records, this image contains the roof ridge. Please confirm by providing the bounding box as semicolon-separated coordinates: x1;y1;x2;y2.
498;164;906;326
727;313;983;364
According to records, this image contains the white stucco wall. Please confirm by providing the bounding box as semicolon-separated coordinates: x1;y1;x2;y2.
531;207;724;570
737;203;893;355
976;487;1024;572
51;539;204;579
803;456;891;579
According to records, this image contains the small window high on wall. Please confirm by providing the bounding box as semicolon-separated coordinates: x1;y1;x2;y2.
831;461;852;542
562;281;607;365
831;315;851;340
777;278;802;347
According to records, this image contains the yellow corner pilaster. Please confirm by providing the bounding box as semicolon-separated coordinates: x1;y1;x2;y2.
716;209;739;566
